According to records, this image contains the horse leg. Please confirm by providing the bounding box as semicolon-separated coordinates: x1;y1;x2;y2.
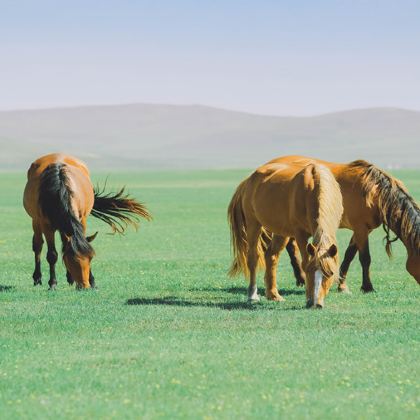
286;238;306;287
32;222;43;286
246;222;262;302
359;241;374;293
338;235;358;293
264;235;288;301
81;216;96;289
353;231;374;292
66;270;74;285
44;228;58;290
295;234;313;308
89;270;96;288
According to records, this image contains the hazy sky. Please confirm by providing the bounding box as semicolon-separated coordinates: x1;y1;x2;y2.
1;0;419;115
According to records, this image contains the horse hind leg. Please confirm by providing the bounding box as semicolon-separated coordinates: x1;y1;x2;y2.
246;222;262;302
264;235;288;301
286;238;306;287
44;228;58;290
32;222;43;286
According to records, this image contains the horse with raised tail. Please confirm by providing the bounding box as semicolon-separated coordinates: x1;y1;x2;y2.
23;153;152;289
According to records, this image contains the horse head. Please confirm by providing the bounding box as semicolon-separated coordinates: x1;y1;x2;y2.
62;232;97;288
305;242;339;308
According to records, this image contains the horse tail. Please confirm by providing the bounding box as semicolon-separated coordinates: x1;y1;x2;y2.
91;185;152;234
227;178;266;277
39;163;94;257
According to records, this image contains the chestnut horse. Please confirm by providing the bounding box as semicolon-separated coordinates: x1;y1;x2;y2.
273;156;420;290
23;153;152;289
228;160;343;308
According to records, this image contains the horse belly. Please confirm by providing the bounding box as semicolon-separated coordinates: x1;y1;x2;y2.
252;184;294;236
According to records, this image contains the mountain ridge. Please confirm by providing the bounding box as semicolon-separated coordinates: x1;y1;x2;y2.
1;104;419;169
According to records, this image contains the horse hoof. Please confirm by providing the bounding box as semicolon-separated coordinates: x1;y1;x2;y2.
48;284;57;291
266;294;285;302
361;286;375;293
247;295;260;303
337;285;351;294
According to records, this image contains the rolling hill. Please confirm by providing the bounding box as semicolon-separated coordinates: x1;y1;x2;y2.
0;104;419;170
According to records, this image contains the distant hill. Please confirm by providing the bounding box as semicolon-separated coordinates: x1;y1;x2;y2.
1;104;419;170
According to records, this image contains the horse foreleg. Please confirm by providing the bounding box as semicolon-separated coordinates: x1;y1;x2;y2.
32;222;43;286
358;240;374;293
66;270;74;285
89;270;96;288
246;223;262;302
44;228;58;290
264;235;288;301
295;235;313;308
352;230;374;292
338;235;358;293
286;238;306;287
81;217;96;289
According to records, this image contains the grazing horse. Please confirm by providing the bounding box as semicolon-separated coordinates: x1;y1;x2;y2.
228;160;343;308
23;153;152;289
272;156;420;290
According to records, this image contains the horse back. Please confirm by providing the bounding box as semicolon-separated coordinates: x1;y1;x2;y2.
244;162;315;236
23;153;94;221
263;155;381;231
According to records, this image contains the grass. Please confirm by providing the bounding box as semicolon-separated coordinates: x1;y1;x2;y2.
0;169;419;419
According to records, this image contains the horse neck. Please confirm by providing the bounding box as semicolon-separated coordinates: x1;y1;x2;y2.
358;164;420;255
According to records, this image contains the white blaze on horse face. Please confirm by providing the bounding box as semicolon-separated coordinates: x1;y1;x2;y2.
314;270;322;303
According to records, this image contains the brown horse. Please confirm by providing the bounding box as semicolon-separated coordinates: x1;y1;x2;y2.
271;156;420;290
228;160;343;308
23;153;152;289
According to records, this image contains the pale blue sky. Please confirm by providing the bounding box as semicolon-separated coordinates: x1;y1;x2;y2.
1;0;419;115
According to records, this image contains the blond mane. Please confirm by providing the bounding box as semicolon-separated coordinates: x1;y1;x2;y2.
310;164;343;278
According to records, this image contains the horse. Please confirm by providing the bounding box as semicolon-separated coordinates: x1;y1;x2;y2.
23;153;152;289
228;160;343;308
270;156;420;291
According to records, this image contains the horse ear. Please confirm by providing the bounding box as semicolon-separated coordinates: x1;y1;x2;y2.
328;244;338;257
306;243;316;257
86;231;98;242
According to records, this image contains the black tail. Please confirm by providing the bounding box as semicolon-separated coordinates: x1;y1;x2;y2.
91;185;152;234
39;163;94;257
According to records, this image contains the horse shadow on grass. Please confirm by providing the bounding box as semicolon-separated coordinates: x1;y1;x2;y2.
188;286;305;297
126;296;263;311
0;285;15;292
126;290;305;311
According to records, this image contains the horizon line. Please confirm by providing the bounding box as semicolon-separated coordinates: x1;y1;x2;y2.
0;102;419;119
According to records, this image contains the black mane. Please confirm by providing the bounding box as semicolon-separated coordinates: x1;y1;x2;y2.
39;163;94;258
350;160;420;255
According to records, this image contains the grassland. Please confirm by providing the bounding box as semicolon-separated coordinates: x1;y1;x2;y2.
0;169;419;419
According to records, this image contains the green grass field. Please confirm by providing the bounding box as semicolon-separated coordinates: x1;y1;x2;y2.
0;169;419;419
